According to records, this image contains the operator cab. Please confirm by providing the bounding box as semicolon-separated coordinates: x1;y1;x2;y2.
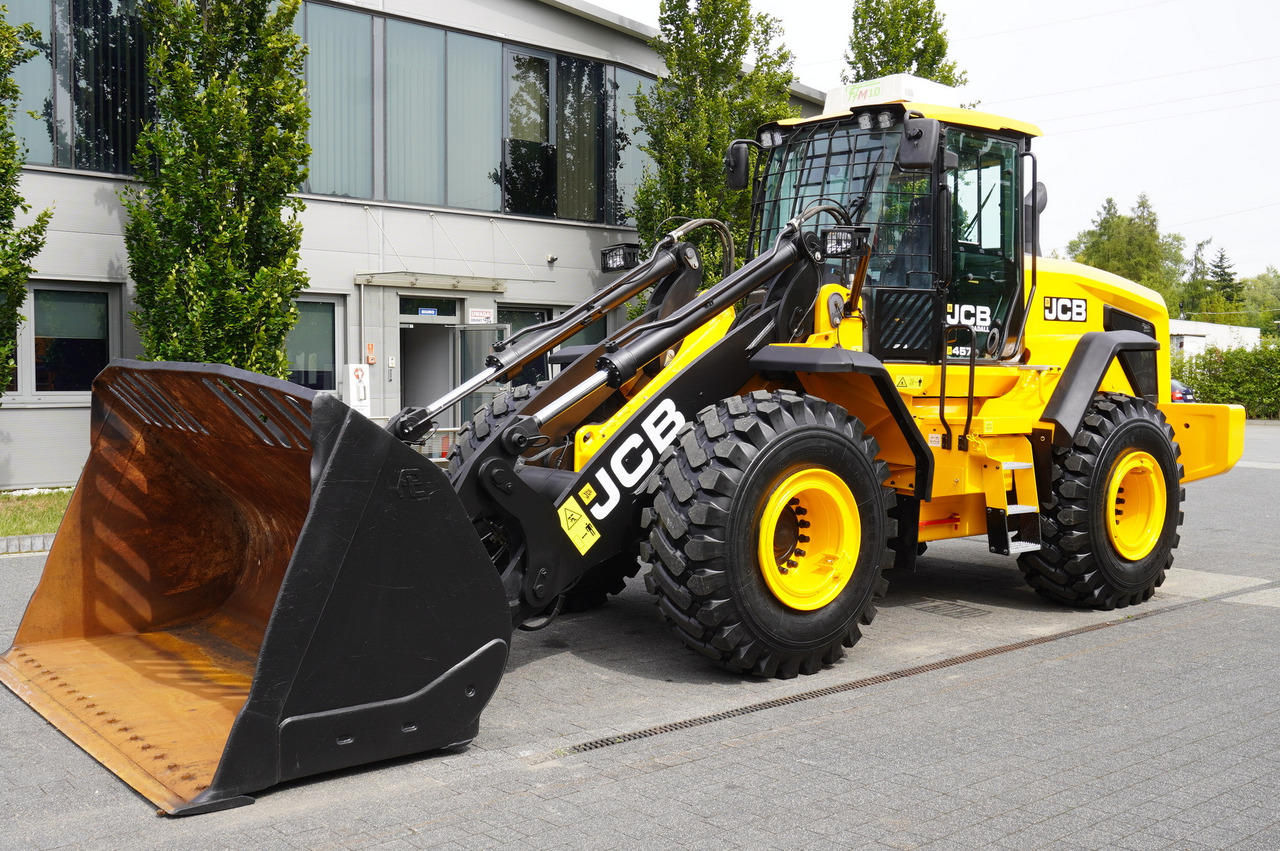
731;74;1043;364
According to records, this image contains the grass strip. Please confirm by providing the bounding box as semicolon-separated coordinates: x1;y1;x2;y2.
0;488;71;537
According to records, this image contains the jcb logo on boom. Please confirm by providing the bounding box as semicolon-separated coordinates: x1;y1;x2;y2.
1044;297;1088;322
585;398;686;521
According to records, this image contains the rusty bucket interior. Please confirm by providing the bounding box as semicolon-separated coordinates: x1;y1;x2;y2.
0;361;510;814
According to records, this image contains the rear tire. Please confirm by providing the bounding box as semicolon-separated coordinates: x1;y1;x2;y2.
1018;393;1183;609
640;390;894;679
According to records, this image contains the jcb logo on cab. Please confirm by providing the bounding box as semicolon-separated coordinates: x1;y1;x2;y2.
1044;297;1087;322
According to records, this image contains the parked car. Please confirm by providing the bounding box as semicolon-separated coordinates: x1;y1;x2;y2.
1171;378;1197;403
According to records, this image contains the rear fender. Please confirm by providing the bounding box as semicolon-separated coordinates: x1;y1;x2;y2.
1041;330;1159;446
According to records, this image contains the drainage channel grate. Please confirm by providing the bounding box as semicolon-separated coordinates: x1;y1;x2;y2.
550;580;1280;759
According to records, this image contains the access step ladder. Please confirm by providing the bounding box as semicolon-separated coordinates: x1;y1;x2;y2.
982;456;1042;556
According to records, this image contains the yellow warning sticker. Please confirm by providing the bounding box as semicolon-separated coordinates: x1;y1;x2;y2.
558;495;601;556
578;482;597;504
895;375;925;390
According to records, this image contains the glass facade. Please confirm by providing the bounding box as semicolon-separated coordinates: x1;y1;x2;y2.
612;69;650;226
6;1;655;219
297;4;653;224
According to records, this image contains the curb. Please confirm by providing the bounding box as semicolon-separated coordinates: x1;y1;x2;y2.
2;534;55;554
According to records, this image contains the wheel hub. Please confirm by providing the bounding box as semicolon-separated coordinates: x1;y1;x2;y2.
757;469;860;611
1105;449;1167;561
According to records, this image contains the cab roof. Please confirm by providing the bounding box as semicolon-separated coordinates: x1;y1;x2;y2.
777;102;1043;139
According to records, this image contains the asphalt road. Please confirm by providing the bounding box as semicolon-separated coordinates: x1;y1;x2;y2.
2;423;1277;850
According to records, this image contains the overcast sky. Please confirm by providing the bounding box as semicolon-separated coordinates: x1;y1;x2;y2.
591;0;1280;279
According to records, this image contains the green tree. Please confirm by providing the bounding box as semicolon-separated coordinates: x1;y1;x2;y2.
0;8;50;396
1239;266;1280;335
843;0;967;86
1176;237;1213;318
122;0;309;377
631;0;796;277
1067;194;1185;307
1209;247;1240;304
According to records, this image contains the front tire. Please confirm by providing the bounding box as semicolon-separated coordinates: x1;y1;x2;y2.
641;390;894;679
1018;393;1183;609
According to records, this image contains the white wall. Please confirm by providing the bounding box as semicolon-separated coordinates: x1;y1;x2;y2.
1169;319;1262;356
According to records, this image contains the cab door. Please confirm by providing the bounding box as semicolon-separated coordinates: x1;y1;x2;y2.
945;130;1023;359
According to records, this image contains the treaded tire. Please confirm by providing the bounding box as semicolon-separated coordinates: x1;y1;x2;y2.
447;381;638;610
1018;393;1184;609
640;389;895;679
560;547;642;613
446;382;544;481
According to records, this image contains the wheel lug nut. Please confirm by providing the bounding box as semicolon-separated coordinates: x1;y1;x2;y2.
794;549;806;557
798;520;811;528
794;507;808;516
798;535;810;543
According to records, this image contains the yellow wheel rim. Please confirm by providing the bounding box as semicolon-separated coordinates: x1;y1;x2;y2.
1105;449;1167;561
757;469;859;611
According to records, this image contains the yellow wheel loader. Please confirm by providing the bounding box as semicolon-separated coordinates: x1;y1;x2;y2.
0;76;1244;814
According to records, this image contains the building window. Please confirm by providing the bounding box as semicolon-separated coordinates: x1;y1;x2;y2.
386;20;444;205
446;31;502;211
7;0;147;174
398;296;458;318
503;50;555;217
497;307;550;386
611;68;652;226
34;289;108;391
303;3;373;197
286;299;341;391
555;56;605;222
4;284;117;400
501;51;606;221
11;0;54;166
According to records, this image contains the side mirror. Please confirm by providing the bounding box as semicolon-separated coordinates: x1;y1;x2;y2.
725;140;752;191
898;116;940;170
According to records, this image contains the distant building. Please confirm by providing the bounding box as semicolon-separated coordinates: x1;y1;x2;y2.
0;0;824;489
1169;319;1262;357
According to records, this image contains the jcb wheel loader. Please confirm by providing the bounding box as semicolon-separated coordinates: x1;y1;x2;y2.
0;75;1244;814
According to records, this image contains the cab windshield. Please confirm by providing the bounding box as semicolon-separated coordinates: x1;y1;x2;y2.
753;117;933;289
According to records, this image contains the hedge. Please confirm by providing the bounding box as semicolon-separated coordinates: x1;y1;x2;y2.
1171;341;1280;419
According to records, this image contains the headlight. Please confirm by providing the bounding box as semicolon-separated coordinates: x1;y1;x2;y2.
600;243;640;272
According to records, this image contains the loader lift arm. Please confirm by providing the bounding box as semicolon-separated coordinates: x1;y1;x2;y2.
387;219;734;444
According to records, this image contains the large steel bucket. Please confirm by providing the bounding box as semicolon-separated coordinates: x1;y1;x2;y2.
0;361;510;814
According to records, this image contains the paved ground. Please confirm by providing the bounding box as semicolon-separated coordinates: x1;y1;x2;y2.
1;423;1277;849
